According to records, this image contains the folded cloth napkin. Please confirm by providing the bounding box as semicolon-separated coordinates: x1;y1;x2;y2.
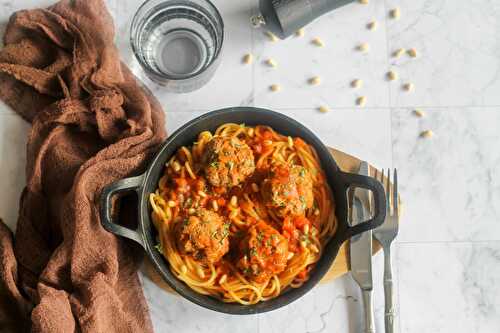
0;0;166;332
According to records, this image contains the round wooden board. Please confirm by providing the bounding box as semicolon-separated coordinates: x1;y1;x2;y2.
142;147;394;293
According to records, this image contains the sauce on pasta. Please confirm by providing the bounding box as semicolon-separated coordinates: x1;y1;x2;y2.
149;124;336;304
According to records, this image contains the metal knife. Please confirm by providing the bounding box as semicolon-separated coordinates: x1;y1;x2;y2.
350;161;375;333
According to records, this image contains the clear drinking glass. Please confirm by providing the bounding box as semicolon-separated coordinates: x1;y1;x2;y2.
130;0;224;93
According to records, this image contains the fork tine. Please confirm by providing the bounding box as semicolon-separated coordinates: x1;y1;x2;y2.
386;168;391;215
393;168;398;217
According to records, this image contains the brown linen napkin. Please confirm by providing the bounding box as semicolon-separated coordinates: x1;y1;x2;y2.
0;0;166;332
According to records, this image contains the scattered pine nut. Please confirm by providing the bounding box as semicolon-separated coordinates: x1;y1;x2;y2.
212;200;219;211
242;53;253;64
197;267;205;278
219;274;228;284
229;209;238;219
251;183;259;192
413;109;425;117
230;195;238;207
403;83;414;92
287;252;295;260
310;244;320;253
356;96;367;107
359;0;369;4
407;48;418;58
263;139;273;146
265;58;277;68
167;200;176;207
351;79;363;89
303;224;310;235
393;48;405;58
295;28;305;37
311;37;325;47
198;190;207;198
387;70;398;81
314;208;320;216
264;31;278;42
287;136;294;147
188;208;196;215
247;127;255;137
318;106;329;113
269;84;281;92
390;8;401;19
420;130;433;138
172;161;181;172
357;43;370;52
308;76;321;85
367;20;378;31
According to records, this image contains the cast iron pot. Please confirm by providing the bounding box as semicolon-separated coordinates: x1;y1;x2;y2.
99;107;386;315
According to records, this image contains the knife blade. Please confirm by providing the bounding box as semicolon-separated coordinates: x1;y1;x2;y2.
350;161;375;333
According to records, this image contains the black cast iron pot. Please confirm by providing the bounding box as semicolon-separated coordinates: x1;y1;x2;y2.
99;107;386;314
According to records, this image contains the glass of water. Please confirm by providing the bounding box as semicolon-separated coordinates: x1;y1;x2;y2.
131;0;224;93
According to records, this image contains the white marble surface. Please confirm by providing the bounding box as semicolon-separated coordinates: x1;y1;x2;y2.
1;0;500;332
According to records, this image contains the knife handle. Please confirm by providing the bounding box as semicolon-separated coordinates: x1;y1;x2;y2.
383;245;396;333
362;289;375;333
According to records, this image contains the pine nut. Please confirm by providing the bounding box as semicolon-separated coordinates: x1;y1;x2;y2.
212;200;219;211
387;70;398;81
308;76;321;85
390;8;401;19
295;28;305;37
198;190;207;198
219;274;228;284
251;183;259;192
167;200;176;207
265;58;277;68
407;48;418;58
172;161;181;172
356;96;367;107
403;83;414;92
420;130;433;138
357;43;370;52
242;53;253;64
367;20;378;30
393;48;406;58
311;37;325;47
269;84;281;92
230;196;238;207
287;136;294;148
287;252;295;260
351;79;363;89
197;267;205;278
318;106;329;113
413;109;424;117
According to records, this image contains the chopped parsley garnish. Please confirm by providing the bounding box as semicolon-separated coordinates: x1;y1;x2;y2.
249;247;257;256
226;161;234;170
154;243;163;254
182;218;190;226
299;168;306;178
256;231;264;242
184;198;193;208
210;161;219;168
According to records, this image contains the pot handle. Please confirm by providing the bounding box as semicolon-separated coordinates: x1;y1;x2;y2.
99;174;145;248
339;171;386;238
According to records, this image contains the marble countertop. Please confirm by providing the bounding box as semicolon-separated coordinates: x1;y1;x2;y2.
1;0;499;332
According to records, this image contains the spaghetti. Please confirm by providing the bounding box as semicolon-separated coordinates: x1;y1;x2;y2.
150;124;336;304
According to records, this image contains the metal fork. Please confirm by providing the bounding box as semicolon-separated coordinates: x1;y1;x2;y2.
373;168;399;333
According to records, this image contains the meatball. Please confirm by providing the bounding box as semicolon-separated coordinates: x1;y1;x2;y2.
202;136;255;187
237;221;289;283
262;164;314;217
176;208;230;264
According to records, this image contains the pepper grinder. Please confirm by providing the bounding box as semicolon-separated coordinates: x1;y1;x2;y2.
251;0;356;39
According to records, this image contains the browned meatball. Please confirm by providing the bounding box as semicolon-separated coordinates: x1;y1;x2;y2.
202;137;255;187
262;164;314;217
236;221;289;283
176;208;230;263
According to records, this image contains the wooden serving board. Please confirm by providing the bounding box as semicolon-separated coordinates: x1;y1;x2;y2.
142;147;394;291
